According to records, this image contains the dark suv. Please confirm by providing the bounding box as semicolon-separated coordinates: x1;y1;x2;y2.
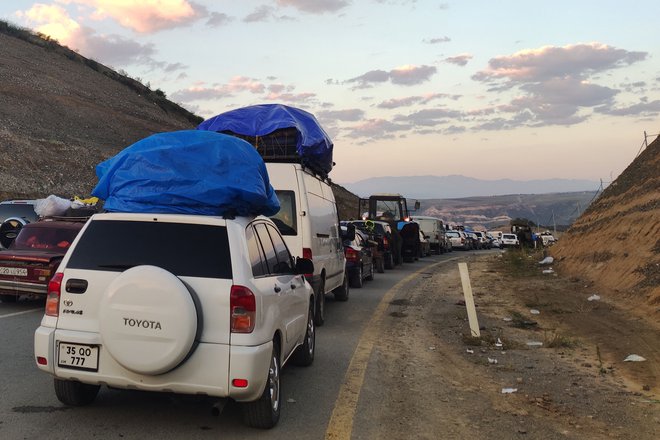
343;220;394;270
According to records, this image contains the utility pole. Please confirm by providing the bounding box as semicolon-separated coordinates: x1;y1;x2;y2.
552;211;556;236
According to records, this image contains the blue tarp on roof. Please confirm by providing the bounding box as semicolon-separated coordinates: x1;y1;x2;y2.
92;130;280;217
197;104;334;176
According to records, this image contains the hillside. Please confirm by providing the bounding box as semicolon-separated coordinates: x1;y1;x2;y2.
552;134;660;321
418;191;596;230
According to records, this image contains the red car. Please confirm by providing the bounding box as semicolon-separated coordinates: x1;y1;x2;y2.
0;219;85;302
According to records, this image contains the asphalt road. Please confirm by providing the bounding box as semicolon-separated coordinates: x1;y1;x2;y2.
0;251;466;439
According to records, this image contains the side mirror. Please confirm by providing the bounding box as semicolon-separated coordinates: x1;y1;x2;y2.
295;257;314;275
414;200;421;210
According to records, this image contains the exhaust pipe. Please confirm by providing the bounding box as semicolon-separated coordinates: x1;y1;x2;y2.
211;399;227;417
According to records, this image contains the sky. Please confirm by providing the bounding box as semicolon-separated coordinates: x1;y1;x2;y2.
2;0;660;185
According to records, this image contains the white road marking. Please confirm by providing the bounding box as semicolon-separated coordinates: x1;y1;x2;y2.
0;308;42;319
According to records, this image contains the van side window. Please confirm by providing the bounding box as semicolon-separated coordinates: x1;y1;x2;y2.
246;225;266;277
265;224;294;274
271;190;297;236
254;223;279;275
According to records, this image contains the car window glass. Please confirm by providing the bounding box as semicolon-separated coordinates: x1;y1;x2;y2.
254;223;279;275
270;190;297;236
12;225;80;250
67;220;232;279
265;224;294;274
246;225;266;277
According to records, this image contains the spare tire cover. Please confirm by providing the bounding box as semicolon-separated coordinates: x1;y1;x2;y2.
99;265;198;375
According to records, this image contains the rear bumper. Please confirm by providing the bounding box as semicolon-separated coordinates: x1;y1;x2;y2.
0;279;47;295
34;326;271;401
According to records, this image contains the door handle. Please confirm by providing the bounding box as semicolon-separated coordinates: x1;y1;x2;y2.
274;285;281;293
291;284;297;289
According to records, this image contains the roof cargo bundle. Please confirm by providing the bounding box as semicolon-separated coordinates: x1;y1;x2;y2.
197;104;334;178
92;130;280;217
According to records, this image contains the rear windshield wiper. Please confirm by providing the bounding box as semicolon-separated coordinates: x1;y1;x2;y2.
97;263;144;270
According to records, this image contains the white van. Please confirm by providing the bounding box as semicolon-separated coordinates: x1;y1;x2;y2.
266;163;347;326
411;215;445;254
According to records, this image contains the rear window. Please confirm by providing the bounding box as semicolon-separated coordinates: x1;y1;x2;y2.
0;203;37;222
67;220;232;279
12;224;80;251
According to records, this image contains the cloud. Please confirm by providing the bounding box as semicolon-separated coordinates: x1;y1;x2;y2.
444;53;473;66
20;4;164;67
425;36;451;44
276;0;350;14
206;12;232;27
346;65;436;88
20;3;80;43
473;42;647;85
244;5;275;22
377;93;460;109
470;43;648;127
171;76;266;101
390;65;437;85
56;0;206;33
345;119;409;140
595;99;660;116
394;108;463;126
317;109;365;122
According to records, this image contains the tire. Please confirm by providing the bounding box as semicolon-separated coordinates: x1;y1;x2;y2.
314;279;325;327
350;266;363;288
0;294;17;303
54;379;100;406
384;253;394;270
241;340;281;429
376;258;385;273
365;262;374;281
333;272;349;302
291;302;315;366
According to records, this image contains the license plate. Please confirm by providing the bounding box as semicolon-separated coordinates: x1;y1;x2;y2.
0;267;27;276
57;342;99;372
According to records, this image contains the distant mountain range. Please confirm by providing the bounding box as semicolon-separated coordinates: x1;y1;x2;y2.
340;175;601;199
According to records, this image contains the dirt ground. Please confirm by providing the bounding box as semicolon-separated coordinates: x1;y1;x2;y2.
362;251;659;440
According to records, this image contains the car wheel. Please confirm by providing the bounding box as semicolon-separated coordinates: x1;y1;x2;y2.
291;301;315;366
333;272;349;302
54;379;100;406
365;262;374;281
0;294;17;303
376;257;384;273
384;253;394;270
241;340;281;429
350;266;363;288
314;279;325;327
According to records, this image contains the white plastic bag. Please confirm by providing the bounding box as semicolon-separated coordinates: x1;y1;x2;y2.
34;195;72;217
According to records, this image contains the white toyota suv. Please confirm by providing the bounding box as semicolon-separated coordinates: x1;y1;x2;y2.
34;212;315;429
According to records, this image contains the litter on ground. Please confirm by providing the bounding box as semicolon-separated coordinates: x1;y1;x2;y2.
530;309;540;315
501;388;518;394
526;341;543;347
588;294;601;301
623;354;646;362
539;256;554;265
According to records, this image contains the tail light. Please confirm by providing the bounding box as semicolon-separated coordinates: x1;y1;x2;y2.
302;247;313;277
382;236;389;248
230;285;256;333
45;272;63;317
345;247;360;262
